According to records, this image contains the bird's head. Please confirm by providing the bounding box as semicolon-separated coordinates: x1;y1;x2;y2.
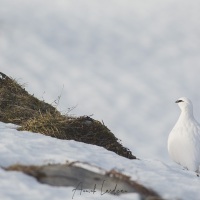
175;97;193;113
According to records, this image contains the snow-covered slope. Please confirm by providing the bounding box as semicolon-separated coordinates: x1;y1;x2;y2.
1;0;200;162
0;122;200;200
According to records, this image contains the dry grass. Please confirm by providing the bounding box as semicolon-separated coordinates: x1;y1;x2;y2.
0;72;136;159
0;72;56;124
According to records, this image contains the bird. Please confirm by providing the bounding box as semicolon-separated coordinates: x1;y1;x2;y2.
168;97;200;173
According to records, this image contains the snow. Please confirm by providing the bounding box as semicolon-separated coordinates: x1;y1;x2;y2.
1;0;200;162
1;0;200;199
0;122;200;200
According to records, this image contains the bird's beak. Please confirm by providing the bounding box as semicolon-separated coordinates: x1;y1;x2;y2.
175;100;179;103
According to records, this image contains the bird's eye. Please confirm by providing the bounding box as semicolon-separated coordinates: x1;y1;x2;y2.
175;100;184;103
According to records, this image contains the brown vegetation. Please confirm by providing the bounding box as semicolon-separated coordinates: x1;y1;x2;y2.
0;72;136;159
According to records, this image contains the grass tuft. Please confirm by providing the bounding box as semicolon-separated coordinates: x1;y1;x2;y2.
0;72;136;159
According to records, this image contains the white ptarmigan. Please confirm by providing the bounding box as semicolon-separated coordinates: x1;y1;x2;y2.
168;97;200;172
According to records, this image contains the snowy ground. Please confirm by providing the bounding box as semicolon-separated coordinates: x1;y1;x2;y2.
0;122;200;200
1;0;200;178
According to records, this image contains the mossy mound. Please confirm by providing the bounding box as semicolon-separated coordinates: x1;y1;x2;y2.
0;72;57;124
0;72;136;159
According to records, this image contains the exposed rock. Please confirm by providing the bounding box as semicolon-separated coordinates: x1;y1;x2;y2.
5;162;161;200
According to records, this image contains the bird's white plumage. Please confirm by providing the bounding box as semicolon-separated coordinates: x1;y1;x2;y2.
168;97;200;172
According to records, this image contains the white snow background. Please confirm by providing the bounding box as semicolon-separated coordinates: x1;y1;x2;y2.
1;122;200;200
1;0;200;160
1;0;200;199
